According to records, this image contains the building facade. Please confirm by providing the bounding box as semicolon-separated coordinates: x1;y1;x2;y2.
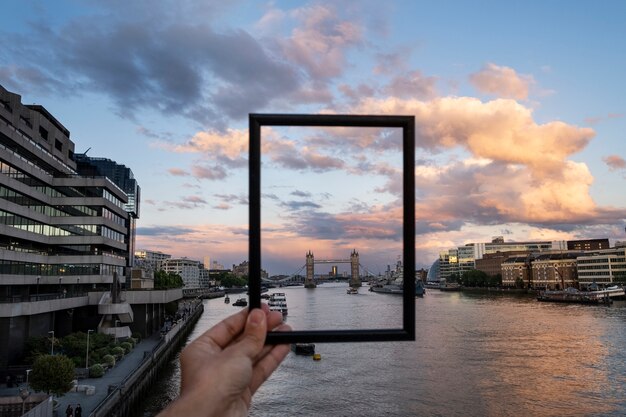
0;85;139;369
576;246;626;289
161;258;201;289
0;85;181;377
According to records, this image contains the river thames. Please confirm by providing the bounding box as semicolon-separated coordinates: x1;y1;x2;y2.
137;283;626;417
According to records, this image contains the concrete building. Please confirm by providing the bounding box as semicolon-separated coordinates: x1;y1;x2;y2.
161;258;201;289
135;249;171;270
0;85;178;374
576;246;626;289
567;238;610;251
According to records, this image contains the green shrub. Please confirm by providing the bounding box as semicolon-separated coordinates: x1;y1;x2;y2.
102;354;116;367
89;364;104;378
131;332;142;342
111;346;124;359
70;356;83;368
30;354;75;396
120;342;133;354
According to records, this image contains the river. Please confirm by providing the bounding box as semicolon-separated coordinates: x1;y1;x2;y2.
137;283;626;417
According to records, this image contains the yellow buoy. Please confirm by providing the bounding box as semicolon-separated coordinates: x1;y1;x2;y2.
313;353;321;361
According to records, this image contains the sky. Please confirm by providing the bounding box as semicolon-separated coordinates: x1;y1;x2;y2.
1;0;625;275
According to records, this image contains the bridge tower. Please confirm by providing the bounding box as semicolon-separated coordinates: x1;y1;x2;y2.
305;251;316;288
349;249;361;287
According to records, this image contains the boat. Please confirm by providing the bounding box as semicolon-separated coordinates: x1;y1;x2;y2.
232;298;248;307
369;259;426;296
224;295;230;304
291;343;315;356
268;293;288;316
347;287;358;294
537;287;614;305
439;283;462;292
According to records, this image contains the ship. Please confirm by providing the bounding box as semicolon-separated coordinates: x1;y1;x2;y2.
268;292;288;316
369;259;426;296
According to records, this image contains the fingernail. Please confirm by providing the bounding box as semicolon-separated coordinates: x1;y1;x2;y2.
249;309;264;326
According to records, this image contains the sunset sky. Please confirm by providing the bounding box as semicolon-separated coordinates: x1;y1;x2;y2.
1;1;625;275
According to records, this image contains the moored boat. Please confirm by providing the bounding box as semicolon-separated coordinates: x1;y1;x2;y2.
537;287;612;305
347;287;358;294
291;343;315;356
224;295;230;304
232;298;248;307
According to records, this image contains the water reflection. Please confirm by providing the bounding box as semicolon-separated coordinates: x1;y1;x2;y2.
138;285;626;417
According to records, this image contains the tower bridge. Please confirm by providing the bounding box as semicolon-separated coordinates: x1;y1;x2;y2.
305;250;361;288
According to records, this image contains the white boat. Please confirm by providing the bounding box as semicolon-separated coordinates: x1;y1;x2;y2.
347;287;358;294
268;293;288;316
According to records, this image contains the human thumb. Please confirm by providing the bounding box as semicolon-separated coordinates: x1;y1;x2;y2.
232;308;267;359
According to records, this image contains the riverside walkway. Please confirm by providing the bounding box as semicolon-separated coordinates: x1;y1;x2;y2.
1;303;202;417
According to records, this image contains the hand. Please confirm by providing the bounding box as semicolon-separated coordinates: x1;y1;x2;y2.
158;305;291;417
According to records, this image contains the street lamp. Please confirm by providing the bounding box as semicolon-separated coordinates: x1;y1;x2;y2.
19;388;29;415
86;330;94;368
25;369;32;387
48;330;54;355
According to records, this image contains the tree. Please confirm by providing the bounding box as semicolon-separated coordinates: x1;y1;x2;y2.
218;272;247;288
461;269;488;287
154;270;184;289
30;354;75;396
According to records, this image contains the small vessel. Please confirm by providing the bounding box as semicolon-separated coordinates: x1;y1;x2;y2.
347;287;358;294
268;293;288;316
232;298;248;307
291;343;315;356
224;295;230;304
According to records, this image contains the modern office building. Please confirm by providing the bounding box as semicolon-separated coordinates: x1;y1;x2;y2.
0;85;178;374
439;237;567;281
576;246;626;289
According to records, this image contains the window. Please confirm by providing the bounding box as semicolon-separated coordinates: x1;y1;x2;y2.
39;126;48;141
55;139;63;152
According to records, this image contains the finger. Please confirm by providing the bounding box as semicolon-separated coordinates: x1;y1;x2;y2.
226;308;267;359
249;325;292;394
193;307;249;352
256;322;292;360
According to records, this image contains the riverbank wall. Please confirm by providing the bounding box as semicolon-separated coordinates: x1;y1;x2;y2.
89;302;203;417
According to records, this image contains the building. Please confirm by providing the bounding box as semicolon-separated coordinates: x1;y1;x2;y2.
161;258;201;289
501;255;533;288
0;85;177;374
567;238;610;251
439;237;567;281
531;252;580;290
576;246;626;289
475;251;530;278
135;249;171;270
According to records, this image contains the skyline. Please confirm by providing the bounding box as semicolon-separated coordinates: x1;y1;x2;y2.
1;1;625;274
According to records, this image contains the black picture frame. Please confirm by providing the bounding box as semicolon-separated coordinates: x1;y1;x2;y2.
249;113;415;344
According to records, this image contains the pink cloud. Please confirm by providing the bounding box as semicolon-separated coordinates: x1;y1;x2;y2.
168;167;189;176
603;155;626;170
384;70;437;100
469;63;534;100
280;4;363;80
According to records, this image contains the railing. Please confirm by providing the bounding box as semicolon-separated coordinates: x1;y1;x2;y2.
0;292;88;303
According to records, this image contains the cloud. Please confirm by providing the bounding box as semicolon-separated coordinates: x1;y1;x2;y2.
469;63;534;100
1;3;301;125
281;201;323;210
384;70;437;100
137;225;196;236
190;164;227;180
345;96;607;227
279;4;363;80
603;155;626;170
291;190;312;198
168;168;189;176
